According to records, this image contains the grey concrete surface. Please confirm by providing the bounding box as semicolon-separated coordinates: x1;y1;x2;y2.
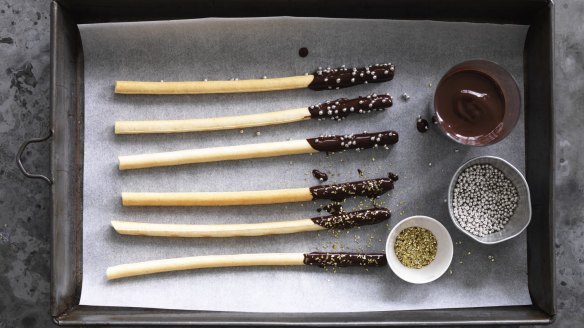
0;0;581;327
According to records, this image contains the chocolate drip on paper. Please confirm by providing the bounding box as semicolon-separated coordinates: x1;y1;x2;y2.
319;202;343;215
387;172;399;182
309;178;394;201
416;116;430;133
307;94;392;121
311;208;391;230
312;169;328;182
307;131;398;152
303;252;388;267
308;64;395;91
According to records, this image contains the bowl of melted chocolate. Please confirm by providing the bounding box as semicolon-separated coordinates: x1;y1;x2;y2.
434;60;521;146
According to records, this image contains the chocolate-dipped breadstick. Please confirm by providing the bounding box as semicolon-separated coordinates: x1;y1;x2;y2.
111;208;390;238
115;63;394;95
115;94;392;134
118;130;398;170
122;177;395;206
107;252;387;280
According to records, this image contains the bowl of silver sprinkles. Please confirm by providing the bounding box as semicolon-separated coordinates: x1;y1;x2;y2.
448;156;531;244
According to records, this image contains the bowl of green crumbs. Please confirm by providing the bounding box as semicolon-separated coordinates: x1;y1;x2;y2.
448;156;531;244
386;216;453;284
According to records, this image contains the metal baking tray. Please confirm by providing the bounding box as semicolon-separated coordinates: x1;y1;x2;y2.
36;0;555;325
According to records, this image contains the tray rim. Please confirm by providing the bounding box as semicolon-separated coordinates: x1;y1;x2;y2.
50;0;556;325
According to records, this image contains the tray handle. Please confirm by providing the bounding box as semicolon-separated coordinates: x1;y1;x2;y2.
16;129;53;185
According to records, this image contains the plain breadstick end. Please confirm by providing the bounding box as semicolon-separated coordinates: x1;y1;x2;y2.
111;220;122;232
106;265;128;280
118;156;132;170
115;81;128;94
106;267;116;280
114;122;122;134
106;266;130;280
121;193;128;206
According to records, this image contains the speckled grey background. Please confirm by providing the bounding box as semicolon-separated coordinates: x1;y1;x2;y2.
0;0;582;326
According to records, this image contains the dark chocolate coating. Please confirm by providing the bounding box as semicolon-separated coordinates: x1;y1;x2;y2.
307;94;392;121
311;208;391;230
309;178;394;201
308;64;395;91
307;131;398;152
303;252;387;267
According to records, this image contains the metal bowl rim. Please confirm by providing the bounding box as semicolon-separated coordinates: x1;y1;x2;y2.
447;155;532;244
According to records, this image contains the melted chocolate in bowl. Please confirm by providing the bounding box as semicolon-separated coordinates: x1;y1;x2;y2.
434;60;521;146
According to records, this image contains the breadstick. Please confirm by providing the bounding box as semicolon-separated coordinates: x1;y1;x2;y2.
111;208;390;237
122;177;396;206
118;130;398;170
115;94;392;134
107;252;387;280
115;63;394;95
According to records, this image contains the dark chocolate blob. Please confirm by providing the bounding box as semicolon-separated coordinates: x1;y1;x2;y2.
387;172;399;182
307;94;393;121
308;63;395;91
312;169;328;182
416;117;430;133
311;208;391;230
307;131;398;152
309;178;394;201
303;252;387;267
298;47;309;57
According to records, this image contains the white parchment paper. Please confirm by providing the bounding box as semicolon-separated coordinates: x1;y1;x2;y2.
78;17;531;312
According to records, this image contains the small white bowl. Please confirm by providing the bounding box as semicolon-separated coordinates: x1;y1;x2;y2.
386;216;453;284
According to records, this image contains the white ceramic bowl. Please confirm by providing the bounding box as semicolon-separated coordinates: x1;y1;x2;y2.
386;216;453;284
448;156;532;244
